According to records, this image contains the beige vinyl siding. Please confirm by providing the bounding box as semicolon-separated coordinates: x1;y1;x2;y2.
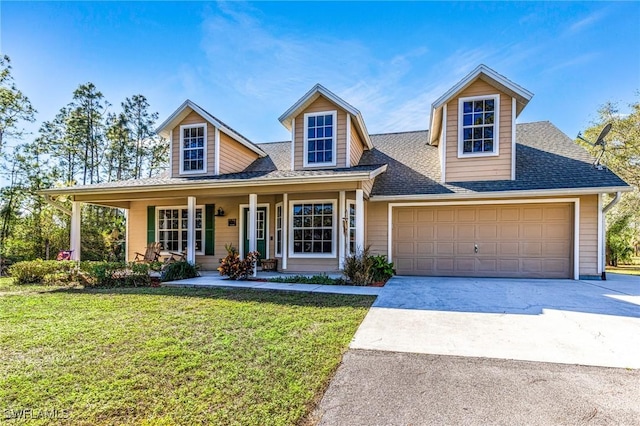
171;110;215;177
445;79;513;182
293;95;347;170
367;201;389;256
219;132;259;174
361;179;374;197
579;194;598;276
366;195;601;278
350;121;365;166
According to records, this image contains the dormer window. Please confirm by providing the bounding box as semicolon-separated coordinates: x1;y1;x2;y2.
180;123;207;173
458;94;500;157
304;111;336;167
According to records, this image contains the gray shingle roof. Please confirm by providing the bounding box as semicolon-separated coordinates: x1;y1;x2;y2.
358;121;628;197
45;121;628;195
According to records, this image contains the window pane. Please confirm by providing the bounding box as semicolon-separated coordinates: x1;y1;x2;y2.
317;115;324;126
464;128;472;140
325;114;333;125
463;114;472;126
484;140;493;152
463;141;472;153
485;99;494;111
473;140;483;152
474;101;483;112
308;116;315;127
473;114;483;125
325;126;332;137
463;102;473;113
485;113;494;124
474;128;482;139
484;127;493;139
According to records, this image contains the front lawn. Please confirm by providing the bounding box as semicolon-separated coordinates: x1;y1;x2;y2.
0;280;374;425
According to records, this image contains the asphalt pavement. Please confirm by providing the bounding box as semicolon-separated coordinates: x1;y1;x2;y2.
312;349;640;426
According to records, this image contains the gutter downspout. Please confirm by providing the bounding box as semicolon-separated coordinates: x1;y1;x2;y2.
601;191;622;280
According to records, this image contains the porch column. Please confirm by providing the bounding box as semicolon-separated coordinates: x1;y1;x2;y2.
70;201;81;261
338;191;346;268
124;208;130;262
282;192;288;270
355;189;365;252
187;196;196;264
249;193;258;276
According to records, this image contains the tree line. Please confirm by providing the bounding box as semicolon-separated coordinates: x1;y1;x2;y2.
0;53;638;267
0;55;168;264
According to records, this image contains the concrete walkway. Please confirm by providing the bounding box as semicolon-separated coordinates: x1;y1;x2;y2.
162;271;382;296
351;273;640;369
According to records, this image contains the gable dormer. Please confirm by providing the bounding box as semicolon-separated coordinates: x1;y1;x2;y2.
429;65;533;183
279;84;373;171
156;100;266;178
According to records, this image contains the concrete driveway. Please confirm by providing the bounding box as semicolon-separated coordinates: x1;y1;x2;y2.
351;273;640;369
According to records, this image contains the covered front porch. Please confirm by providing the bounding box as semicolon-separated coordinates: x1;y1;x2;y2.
48;172;382;275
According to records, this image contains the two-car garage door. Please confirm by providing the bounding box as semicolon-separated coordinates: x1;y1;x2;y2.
392;203;573;278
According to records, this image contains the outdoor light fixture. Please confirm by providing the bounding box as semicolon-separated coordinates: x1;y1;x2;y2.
216;207;225;217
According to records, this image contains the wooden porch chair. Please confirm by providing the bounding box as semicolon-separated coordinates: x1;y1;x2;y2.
163;250;187;266
134;242;162;263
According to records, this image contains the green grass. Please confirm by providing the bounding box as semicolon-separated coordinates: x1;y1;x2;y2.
0;279;374;425
607;265;640;276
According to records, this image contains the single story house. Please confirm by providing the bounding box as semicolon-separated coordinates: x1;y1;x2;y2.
43;64;630;279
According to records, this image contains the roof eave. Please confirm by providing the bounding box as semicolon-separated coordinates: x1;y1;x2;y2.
156;100;267;157
431;64;534;111
39;165;388;197
369;185;633;202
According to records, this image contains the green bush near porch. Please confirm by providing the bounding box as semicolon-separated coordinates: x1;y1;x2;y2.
9;260;152;287
0;281;374;425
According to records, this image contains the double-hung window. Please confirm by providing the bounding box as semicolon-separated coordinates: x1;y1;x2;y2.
458;94;499;157
290;202;335;256
180;124;207;173
157;207;203;253
304;111;337;167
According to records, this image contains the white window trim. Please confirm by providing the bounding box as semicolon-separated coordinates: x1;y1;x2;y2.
155;205;205;256
457;94;500;158
347;199;356;255
179;123;208;174
303;110;338;168
288;199;337;258
275;202;283;257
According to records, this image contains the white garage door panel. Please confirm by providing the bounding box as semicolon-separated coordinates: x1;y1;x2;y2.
393;203;573;278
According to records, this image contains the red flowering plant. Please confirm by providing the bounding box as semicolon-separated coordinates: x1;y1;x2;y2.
218;243;260;280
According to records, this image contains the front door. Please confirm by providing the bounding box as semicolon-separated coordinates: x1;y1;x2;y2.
243;207;267;261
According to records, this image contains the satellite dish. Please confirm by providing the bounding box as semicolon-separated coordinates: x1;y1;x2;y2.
576;123;612;169
594;122;612;147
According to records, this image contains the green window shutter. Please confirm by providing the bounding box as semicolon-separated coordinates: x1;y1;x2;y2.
205;204;215;255
147;206;156;243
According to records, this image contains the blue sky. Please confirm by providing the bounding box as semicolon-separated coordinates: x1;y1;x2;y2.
2;1;639;148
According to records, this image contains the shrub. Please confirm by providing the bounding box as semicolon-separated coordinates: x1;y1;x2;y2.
9;260;77;285
370;254;395;282
342;248;395;285
82;262;151;287
343;247;374;286
162;261;199;282
218;244;259;280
